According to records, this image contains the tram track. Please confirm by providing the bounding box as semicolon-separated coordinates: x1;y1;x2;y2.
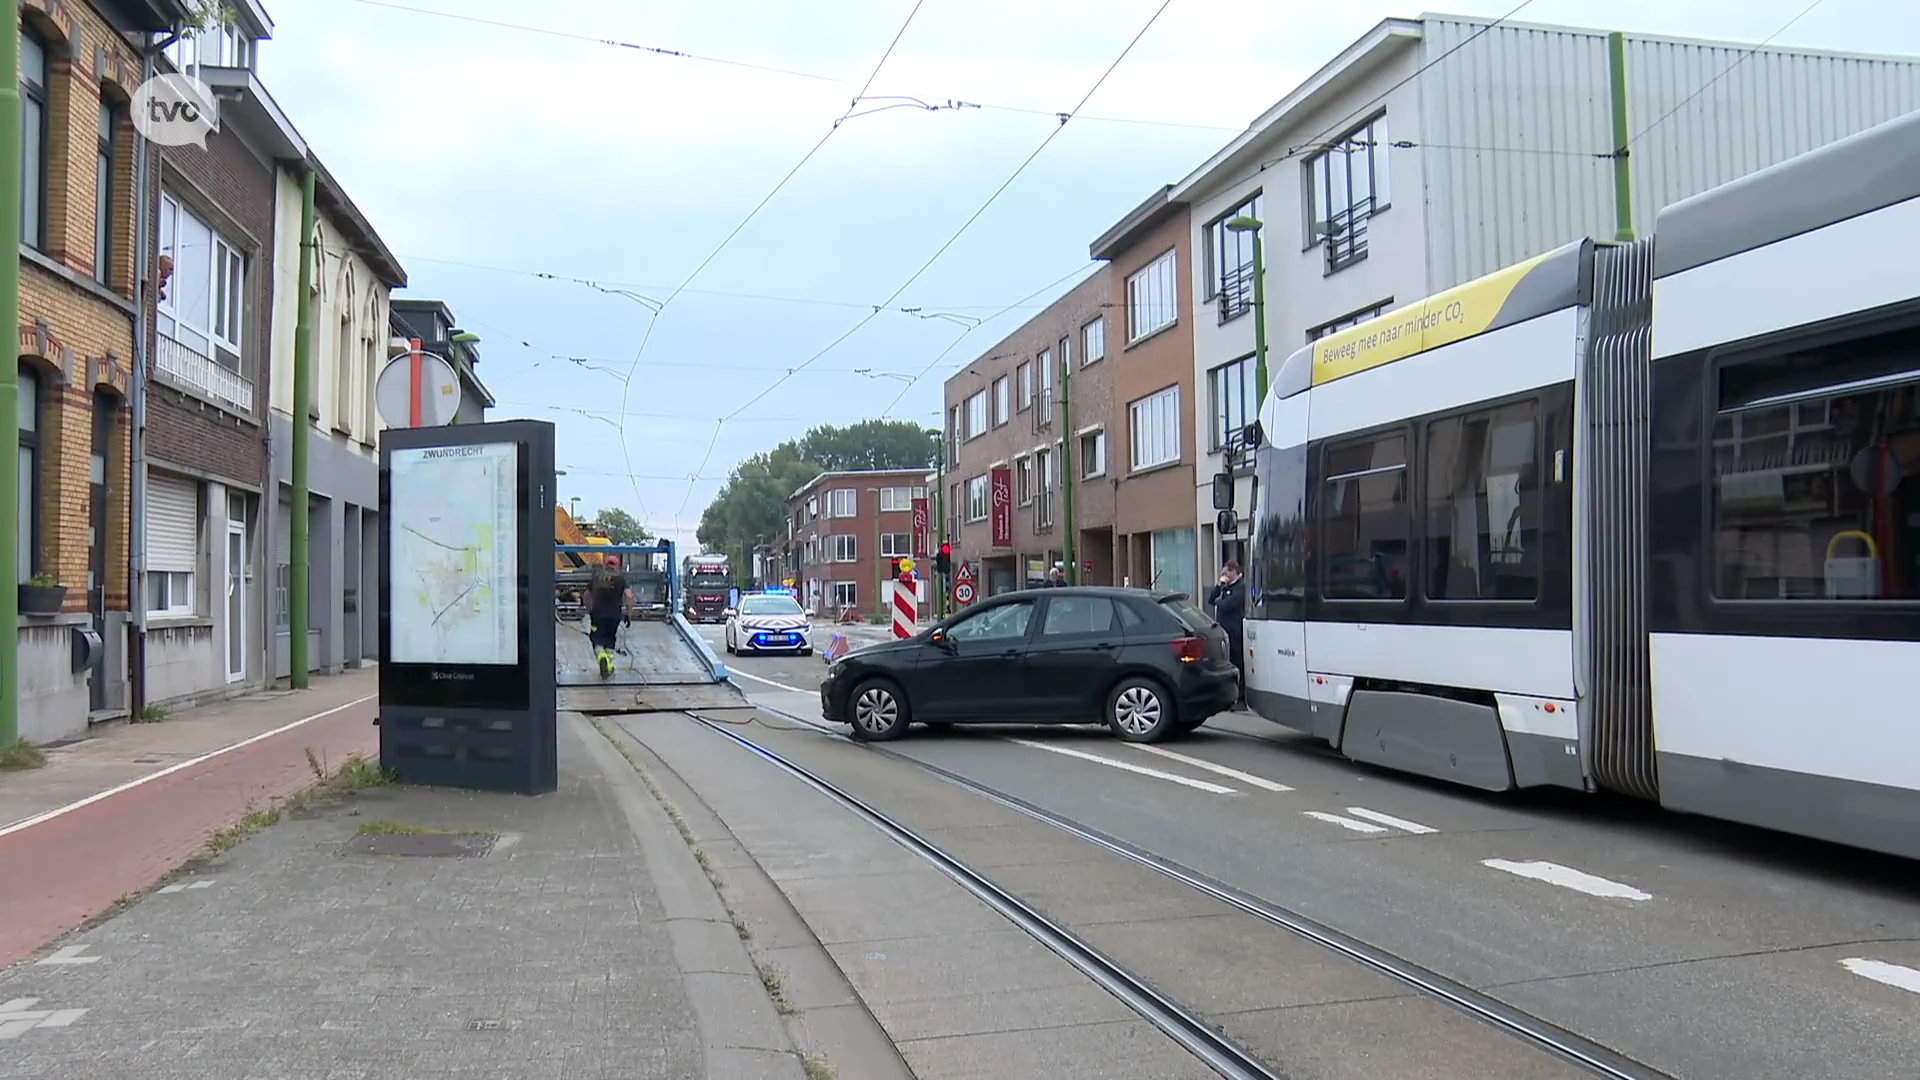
688;706;1673;1080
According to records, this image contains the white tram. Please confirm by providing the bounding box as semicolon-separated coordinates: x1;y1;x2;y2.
1238;107;1920;859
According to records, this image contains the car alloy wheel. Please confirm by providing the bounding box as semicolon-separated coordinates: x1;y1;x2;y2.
849;680;909;741
1107;678;1173;742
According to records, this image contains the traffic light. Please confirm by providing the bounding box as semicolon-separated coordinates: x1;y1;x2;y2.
935;544;952;576
889;557;902;580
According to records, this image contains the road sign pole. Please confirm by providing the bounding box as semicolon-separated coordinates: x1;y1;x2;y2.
408;337;424;428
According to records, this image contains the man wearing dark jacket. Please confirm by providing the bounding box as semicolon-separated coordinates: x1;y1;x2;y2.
1206;561;1248;709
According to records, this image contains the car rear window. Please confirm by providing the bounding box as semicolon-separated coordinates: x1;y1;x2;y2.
1159;596;1218;632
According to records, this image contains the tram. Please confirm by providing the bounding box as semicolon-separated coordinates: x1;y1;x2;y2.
1240;107;1920;859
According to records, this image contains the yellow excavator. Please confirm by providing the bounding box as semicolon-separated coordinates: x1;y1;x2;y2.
555;505;613;617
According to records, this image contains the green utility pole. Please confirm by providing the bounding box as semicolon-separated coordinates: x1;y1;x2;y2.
288;168;316;688
1227;215;1269;406
0;22;22;750
1057;349;1076;584
1608;31;1635;241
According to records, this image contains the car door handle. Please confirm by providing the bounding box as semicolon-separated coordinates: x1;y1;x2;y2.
1000;648;1020;659
1091;642;1115;652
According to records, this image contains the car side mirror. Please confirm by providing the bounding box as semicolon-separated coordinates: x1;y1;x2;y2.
1211;472;1235;511
928;627;952;649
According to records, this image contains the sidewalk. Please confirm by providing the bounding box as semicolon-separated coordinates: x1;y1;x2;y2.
0;670;378;967
0;713;883;1080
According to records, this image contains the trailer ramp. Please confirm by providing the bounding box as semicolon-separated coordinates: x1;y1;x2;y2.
556;610;744;715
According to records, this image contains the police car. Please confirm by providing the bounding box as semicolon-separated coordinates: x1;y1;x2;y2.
723;590;814;656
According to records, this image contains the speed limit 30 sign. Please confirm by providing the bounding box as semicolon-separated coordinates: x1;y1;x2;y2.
953;581;976;605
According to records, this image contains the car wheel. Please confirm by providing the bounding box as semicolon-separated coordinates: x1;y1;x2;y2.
1106;677;1176;743
847;678;910;742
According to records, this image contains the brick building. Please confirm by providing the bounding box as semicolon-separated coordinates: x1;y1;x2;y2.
784;469;931;619
942;269;1115;597
1091;186;1201;598
139;4;281;706
14;0;184;742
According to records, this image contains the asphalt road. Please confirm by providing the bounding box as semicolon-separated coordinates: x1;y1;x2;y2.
696;624;1920;1080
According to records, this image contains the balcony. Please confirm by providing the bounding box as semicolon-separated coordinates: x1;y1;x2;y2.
156;332;253;416
1032;388;1054;435
1323;201;1373;274
1217;262;1254;324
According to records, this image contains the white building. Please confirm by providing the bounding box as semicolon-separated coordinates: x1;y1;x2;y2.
1173;13;1920;580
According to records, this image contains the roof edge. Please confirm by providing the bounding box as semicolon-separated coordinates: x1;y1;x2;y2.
307;153;407;288
1090;183;1182;260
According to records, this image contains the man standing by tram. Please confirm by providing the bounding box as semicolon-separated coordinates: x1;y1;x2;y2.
1207;561;1248;710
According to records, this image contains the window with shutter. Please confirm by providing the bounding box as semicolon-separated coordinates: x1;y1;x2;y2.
147;473;200;616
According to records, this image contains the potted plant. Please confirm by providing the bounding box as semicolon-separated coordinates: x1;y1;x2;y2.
19;574;66;617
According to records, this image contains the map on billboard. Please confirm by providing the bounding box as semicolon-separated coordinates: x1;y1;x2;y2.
388;442;520;666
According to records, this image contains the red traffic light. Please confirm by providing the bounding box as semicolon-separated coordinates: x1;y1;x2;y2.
939;543;950;556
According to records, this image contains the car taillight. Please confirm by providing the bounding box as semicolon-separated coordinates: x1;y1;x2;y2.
1171;636;1206;663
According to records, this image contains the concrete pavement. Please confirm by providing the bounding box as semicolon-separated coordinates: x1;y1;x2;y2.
706;626;1920;1080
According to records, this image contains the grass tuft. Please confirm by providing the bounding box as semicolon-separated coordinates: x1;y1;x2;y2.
0;740;48;771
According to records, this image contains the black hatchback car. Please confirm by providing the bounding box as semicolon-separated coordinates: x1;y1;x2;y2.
819;586;1239;742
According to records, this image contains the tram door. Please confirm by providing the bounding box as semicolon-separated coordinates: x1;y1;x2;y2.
1245;392;1315;735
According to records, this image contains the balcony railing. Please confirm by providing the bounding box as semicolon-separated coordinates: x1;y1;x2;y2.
1323;201;1373;273
1216;262;1254;324
156;332;252;415
1032;388;1054;434
1034;483;1055;532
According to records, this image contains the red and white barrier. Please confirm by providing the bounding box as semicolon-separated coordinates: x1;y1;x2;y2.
891;578;917;639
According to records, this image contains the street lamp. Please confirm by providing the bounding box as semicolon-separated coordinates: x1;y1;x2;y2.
1224;215;1268;407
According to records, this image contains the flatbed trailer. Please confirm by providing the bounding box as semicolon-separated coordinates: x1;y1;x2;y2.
554;541;744;714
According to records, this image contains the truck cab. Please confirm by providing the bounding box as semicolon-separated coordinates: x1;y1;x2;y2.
682;555;732;624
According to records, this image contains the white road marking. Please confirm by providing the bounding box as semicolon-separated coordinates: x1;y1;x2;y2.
156;880;214;894
1345;807;1437;834
1128;745;1294;792
1304;811;1390;834
1840;958;1920;995
728;668;810;695
0;693;379;840
0;998;87;1039
35;946;99;966
1007;739;1237;794
1482;859;1652;901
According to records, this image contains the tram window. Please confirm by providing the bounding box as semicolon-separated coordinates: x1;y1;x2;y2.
1252;441;1307;619
1712;326;1920;603
1321;430;1410;600
1424;401;1540;601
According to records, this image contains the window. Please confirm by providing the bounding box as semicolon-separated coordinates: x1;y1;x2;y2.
1208;356;1257;452
158;193;247;367
1425;402;1540;601
1015;455;1035;506
827;488;857;517
1129;386;1180;471
829;534;858;562
993;376;1010;427
805;495;818;520
20;30;48;252
881;533;912;557
1082;318;1105;365
1041;595;1119;636
1080;429;1106;478
164;20;252;74
965;390;988;440
804;538;817;565
1308;301;1392;342
1017;362;1033;410
947;405;962;464
1320;430;1409;600
1307;114;1388;273
879;486;926;512
1037;350;1054;426
1251;440;1308;621
1711;324;1920;601
948;599;1036;642
1204;194;1261;321
95;100;118;285
1035;448;1054;529
832;581;858;608
1127;250;1178;342
1059;336;1071;372
335;313;353;432
17;365;40;581
966;475;989;521
147;473;201;617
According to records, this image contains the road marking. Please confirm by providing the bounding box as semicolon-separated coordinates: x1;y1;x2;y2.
0;998;87;1039
0;693;379;840
728;668;810;695
1482;859;1651;901
1840;958;1920;994
1128;745;1294;792
35;946;99;966
1345;807;1437;834
1007;739;1237;794
1304;811;1389;834
156;879;214;894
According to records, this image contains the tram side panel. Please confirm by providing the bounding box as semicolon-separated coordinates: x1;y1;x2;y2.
1645;131;1920;859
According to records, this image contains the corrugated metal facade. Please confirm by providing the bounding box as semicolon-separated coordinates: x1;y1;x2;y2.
1420;17;1920;289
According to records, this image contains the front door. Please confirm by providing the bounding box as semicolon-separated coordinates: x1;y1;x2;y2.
914;597;1040;722
87;393;113;711
226;495;247;683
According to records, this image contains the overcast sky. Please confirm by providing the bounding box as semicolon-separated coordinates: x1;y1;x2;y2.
257;0;1920;548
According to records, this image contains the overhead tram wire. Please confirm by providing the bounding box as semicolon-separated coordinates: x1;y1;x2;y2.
1623;0;1830;152
671;0;1178;521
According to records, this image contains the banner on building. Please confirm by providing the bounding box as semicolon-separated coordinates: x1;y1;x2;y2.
912;497;931;558
990;467;1013;548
